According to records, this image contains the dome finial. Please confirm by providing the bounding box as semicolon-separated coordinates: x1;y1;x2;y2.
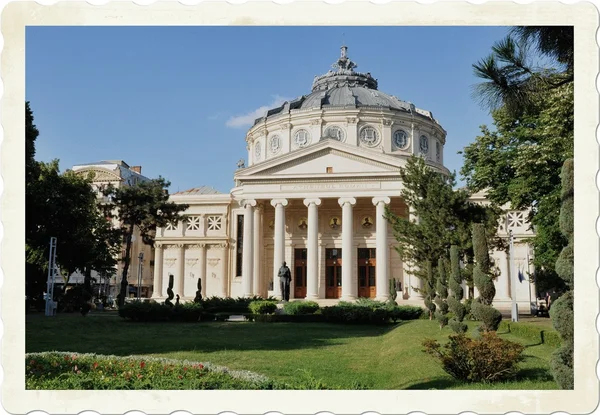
332;45;356;73
341;45;348;59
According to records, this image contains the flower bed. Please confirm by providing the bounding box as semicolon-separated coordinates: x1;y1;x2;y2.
26;352;286;390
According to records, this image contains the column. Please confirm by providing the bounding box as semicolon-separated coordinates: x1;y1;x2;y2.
373;197;391;301
271;198;288;299
241;199;256;298
221;243;229;297
177;244;185;297
253;204;262;296
338;197;357;301
152;243;163;298
304;198;322;299
198;244;207;298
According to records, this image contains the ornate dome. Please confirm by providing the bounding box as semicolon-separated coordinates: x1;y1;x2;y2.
253;46;436;126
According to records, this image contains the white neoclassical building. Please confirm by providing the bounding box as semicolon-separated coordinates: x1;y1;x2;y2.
152;46;536;311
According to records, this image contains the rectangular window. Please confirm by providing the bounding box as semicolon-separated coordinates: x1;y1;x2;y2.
236;214;244;277
326;167;333;173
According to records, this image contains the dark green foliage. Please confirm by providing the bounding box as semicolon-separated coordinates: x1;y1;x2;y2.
250;314;325;323
498;321;562;348
447;245;468;333
471;223;502;331
434;258;449;329
170;302;205;322
119;301;172;322
549;159;574;389
423;261;436;320
422;332;525;382
550;290;573;345
549;343;574;389
471;301;502;332
202;296;271;313
320;301;423;325
283;301;320;315
248;300;278;315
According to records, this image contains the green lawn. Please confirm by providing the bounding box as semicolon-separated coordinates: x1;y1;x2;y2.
26;313;559;389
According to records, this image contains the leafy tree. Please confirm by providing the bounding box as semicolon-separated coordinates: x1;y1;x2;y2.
102;178;189;308
386;156;500;301
471;223;502;332
25;103;121;305
549;159;574;389
466;27;573;294
447;245;468;333
434;258;449;329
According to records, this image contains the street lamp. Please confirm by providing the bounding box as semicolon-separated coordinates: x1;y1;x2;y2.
137;252;144;300
507;215;519;322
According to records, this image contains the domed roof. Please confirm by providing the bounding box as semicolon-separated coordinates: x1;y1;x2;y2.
253;46;437;126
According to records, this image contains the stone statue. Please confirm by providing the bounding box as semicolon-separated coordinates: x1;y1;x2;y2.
193;278;203;303
175;294;180;306
165;274;175;307
278;261;292;302
237;159;246;169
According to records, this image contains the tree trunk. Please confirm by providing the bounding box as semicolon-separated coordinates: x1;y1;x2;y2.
117;228;134;308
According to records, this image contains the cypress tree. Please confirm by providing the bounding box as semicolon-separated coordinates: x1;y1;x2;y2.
434;258;449;329
549;159;574;389
448;245;468;333
423;261;436;320
471;223;502;331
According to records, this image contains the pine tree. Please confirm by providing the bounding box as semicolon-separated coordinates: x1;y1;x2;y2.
447;245;468;333
549;159;574;389
434;258;449;329
471;223;502;331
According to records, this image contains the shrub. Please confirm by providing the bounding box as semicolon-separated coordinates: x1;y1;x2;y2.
283;301;320;315
435;258;449;329
248;300;277;315
422;332;525;382
471;301;502;332
170;302;204;322
389;305;424;321
423;261;436;320
251;314;326;323
321;303;389;324
448;245;468;333
201;296;271;313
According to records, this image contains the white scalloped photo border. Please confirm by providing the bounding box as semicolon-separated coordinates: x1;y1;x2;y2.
1;1;598;415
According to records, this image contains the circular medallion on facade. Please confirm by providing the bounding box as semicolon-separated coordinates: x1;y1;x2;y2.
359;126;381;147
323;125;345;142
294;129;311;148
269;135;281;154
419;135;429;154
393;130;408;149
361;216;374;229
254;143;261;161
298;217;308;230
329;216;341;230
436;141;441;162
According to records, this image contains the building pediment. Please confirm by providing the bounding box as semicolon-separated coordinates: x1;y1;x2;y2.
236;140;403;181
73;167;123;183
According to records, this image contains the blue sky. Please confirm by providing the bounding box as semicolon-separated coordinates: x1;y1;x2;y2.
26;26;510;193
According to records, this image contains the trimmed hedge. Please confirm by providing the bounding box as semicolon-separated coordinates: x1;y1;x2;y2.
321;302;423;324
248;300;277;315
499;321;562;348
249;314;326;323
283;301;320;315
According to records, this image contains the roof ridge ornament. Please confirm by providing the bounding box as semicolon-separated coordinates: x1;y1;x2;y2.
332;45;357;74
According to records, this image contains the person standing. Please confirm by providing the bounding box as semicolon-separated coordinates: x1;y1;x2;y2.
278;261;291;302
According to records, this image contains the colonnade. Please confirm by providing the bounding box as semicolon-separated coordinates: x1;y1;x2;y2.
151;242;228;299
239;196;392;301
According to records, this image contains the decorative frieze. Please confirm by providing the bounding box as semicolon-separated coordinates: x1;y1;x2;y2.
207;258;221;267
165;258;177;268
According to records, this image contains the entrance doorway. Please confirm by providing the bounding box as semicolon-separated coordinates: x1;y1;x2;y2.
358;248;376;298
325;248;342;299
294;248;307;299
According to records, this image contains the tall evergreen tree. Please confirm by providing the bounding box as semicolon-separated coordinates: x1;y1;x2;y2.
471;223;502;332
549;159;574;389
447;245;468;333
423;261;436;320
386;155;500;304
434;258;449;329
102;179;189;308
